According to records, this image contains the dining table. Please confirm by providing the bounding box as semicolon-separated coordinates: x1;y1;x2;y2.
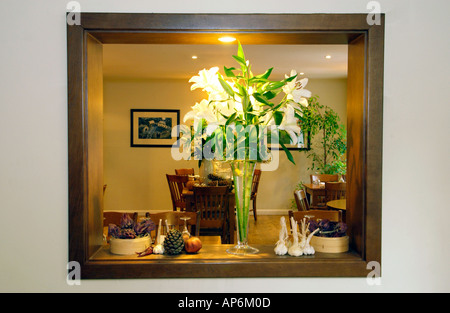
302;182;326;206
326;199;346;211
326;198;347;222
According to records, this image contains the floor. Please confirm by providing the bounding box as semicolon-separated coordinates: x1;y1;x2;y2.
236;214;289;245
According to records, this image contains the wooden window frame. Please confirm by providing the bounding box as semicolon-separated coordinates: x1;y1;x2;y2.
67;13;384;279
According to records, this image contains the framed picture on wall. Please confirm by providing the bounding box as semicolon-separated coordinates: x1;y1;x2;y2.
268;130;311;151
130;109;180;147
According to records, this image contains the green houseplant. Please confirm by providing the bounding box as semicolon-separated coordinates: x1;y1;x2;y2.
300;95;347;175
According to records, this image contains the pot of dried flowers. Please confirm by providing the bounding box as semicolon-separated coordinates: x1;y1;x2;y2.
308;219;349;253
108;213;156;255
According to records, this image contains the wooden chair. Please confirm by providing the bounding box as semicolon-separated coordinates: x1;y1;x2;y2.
294;189;310;211
146;211;200;237
310;174;339;184
175;168;195;176
288;210;342;227
325;182;346;202
309;174;339;209
166;174;189;211
193;186;233;244
250;169;262;221
103;211;138;227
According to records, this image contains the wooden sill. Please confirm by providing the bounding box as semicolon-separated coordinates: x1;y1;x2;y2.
84;244;367;279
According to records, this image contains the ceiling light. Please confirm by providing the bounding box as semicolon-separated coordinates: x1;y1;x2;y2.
218;36;236;43
192;55;198;59
325;55;332;59
299;72;305;76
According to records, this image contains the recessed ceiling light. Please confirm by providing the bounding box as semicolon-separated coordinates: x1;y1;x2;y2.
299;72;305;76
218;36;236;43
192;55;198;59
325;55;332;59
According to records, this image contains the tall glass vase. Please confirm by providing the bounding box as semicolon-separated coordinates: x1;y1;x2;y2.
226;160;259;255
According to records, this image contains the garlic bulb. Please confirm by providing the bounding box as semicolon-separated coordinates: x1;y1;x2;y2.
153;244;164;254
275;242;288;256
303;228;320;255
274;217;288;255
288;245;303;257
153;219;165;254
288;217;303;257
303;245;315;255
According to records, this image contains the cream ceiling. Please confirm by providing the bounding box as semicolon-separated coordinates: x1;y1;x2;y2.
103;44;348;80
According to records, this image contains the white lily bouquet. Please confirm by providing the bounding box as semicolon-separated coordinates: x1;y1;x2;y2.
178;42;311;254
180;42;311;165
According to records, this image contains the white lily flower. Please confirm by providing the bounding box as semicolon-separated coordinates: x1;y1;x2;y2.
183;99;217;123
189;67;222;93
278;105;301;145
215;100;236;119
282;70;311;106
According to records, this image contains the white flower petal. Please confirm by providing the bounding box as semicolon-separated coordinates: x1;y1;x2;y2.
183;111;196;123
298;78;309;88
206;124;219;136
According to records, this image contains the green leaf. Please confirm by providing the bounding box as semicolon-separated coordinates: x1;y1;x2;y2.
263;90;277;100
266;81;285;91
257;67;273;80
248;77;270;84
232;55;246;67
237;41;245;60
280;142;295;165
226;112;237;125
284;74;297;82
273;111;283;125
224;66;236;78
218;76;235;97
252;93;272;106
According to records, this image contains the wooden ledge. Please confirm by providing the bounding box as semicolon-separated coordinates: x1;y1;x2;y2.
84;244;366;279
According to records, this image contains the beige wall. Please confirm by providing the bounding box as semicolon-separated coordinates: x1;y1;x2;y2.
103;77;347;214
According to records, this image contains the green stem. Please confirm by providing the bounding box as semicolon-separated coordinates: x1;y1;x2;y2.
232;160;255;244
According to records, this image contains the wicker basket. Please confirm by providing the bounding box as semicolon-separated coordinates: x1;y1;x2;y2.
310;235;349;253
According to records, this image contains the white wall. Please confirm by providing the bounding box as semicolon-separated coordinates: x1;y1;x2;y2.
0;0;449;292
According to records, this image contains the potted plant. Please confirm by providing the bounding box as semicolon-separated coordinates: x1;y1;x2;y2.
300;96;347;176
108;213;156;255
308;219;349;253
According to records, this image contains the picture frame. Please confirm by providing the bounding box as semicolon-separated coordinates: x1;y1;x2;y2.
268;130;311;151
130;109;180;147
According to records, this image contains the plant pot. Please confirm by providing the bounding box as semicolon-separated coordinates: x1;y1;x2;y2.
110;236;151;255
310;235;349;253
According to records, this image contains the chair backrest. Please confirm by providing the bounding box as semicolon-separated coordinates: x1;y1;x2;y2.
310;174;339;184
294;189;310;211
251;169;262;196
175;168;195;176
166;174;189;211
103;212;138;227
288;210;342;225
146;211;200;236
193;186;229;229
325;182;346;201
